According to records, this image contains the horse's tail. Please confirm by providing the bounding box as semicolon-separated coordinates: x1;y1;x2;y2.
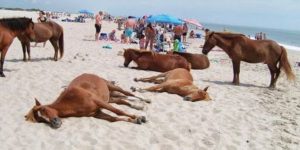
59;31;64;59
279;46;295;80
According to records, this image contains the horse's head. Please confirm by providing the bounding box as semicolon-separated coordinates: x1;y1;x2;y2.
25;98;62;129
123;49;133;67
202;31;216;55
183;86;211;102
24;18;35;41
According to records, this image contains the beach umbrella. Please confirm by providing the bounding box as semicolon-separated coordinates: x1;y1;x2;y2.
183;19;203;28
146;14;183;25
79;9;94;15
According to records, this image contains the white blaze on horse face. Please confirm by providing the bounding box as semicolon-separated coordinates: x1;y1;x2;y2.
37;110;50;122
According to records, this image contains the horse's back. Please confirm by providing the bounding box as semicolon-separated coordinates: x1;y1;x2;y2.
68;73;109;97
158;54;190;71
166;68;193;81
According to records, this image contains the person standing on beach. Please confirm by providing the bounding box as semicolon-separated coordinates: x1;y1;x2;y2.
173;25;183;42
124;17;136;43
95;11;103;41
145;23;156;50
182;23;188;43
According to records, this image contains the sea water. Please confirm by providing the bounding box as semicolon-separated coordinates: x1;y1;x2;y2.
201;23;300;51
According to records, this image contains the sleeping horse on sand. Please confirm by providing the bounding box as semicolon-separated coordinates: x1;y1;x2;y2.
25;73;147;129
131;68;211;102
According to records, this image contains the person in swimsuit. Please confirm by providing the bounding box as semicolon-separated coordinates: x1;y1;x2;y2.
182;23;188;42
145;23;156;50
95;11;103;41
173;25;183;42
124;17;136;44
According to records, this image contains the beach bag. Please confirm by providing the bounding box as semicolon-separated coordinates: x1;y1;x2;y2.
99;33;108;40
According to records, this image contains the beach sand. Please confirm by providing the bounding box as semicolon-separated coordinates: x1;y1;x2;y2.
0;10;299;150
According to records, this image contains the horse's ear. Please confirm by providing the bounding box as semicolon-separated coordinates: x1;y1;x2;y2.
203;86;209;92
34;98;41;106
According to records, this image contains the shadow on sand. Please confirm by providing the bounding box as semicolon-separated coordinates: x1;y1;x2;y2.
6;57;53;63
202;79;266;88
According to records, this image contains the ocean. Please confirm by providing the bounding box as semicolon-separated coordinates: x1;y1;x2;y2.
201;23;300;51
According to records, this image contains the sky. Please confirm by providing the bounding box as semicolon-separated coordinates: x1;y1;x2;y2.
1;0;300;31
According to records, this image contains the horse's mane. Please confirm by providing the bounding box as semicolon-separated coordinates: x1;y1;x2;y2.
214;32;245;39
0;17;33;31
125;48;153;54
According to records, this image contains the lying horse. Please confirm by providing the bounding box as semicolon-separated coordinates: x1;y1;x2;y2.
17;21;64;61
25;73;146;129
167;51;210;69
131;68;211;102
0;17;35;77
123;48;190;72
202;31;295;88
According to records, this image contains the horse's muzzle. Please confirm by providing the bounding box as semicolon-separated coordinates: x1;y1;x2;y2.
202;49;208;55
50;117;62;129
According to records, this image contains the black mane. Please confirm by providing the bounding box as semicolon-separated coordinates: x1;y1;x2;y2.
0;17;33;31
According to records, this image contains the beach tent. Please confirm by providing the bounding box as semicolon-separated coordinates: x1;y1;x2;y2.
147;14;182;25
79;9;94;15
182;19;203;28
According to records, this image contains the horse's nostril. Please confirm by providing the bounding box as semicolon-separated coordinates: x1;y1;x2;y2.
183;97;191;101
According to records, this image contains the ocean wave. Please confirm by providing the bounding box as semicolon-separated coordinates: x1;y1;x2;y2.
279;43;300;52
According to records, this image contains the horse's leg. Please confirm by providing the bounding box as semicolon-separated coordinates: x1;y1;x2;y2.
49;38;59;61
0;46;9;77
109;97;144;110
268;64;276;88
21;42;27;61
26;42;31;61
134;73;166;83
93;99;145;123
107;82;134;96
232;60;240;85
94;110;144;124
132;82;168;93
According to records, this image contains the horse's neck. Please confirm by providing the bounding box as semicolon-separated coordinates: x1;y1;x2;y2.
215;35;233;53
180;85;198;95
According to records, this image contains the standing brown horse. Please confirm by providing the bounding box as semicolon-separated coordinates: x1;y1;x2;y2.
17;21;64;61
202;31;295;88
25;73;146;129
0;17;35;77
123;48;190;72
167;51;210;69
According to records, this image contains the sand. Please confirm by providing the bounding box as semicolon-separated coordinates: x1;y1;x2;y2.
0;10;299;150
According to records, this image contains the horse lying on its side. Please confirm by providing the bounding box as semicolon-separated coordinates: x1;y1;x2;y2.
25;73;147;129
131;68;211;102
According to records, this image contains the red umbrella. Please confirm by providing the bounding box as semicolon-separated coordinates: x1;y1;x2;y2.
183;19;203;28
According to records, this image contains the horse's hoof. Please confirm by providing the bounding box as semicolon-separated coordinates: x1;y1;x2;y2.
134;117;143;124
130;87;137;92
0;73;5;77
140;116;147;123
134;78;138;82
143;99;151;103
110;81;116;85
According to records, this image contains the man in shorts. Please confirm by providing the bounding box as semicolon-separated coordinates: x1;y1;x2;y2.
95;11;103;41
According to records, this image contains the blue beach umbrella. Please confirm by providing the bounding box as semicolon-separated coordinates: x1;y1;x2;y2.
79;9;94;15
146;14;183;25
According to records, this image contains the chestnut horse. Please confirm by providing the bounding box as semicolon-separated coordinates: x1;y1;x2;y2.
0;17;35;77
17;21;64;61
25;74;146;129
167;51;210;69
123;48;190;72
202;31;295;88
131;68;211;102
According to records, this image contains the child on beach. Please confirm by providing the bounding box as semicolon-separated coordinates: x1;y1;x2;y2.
109;30;118;41
139;34;146;49
121;31;126;43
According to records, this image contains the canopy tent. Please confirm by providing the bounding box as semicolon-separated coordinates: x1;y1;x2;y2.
79;9;94;15
146;14;183;25
182;19;204;28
